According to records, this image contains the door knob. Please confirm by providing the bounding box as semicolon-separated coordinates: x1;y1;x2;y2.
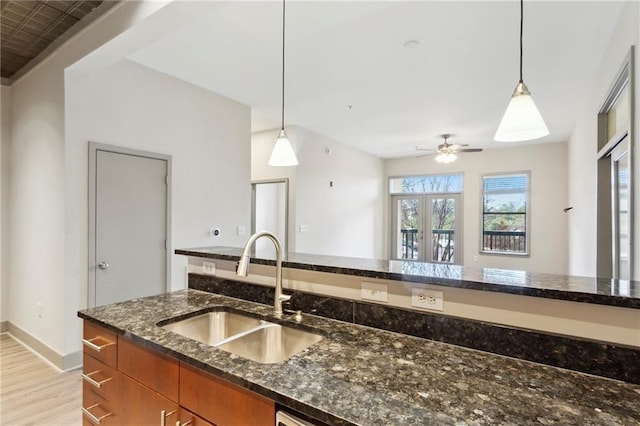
98;262;109;270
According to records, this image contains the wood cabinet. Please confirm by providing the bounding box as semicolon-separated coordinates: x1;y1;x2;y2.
118;336;179;402
82;323;120;425
82;321;274;426
180;363;274;426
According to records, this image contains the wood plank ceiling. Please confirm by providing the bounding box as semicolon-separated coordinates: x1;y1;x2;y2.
1;0;105;80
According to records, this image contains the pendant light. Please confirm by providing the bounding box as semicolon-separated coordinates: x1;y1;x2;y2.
268;0;298;166
494;0;548;142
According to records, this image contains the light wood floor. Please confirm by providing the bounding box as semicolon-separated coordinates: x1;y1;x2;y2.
0;333;82;426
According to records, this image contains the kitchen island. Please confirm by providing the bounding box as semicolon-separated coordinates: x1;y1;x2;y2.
176;246;640;309
79;289;640;426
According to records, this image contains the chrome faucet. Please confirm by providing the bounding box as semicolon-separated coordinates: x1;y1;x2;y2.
236;231;291;317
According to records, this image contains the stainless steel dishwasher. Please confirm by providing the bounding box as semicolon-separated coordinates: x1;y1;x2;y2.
275;410;318;426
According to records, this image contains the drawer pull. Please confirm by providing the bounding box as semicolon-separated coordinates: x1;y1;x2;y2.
82;403;112;424
160;409;177;426
82;337;114;352
82;370;112;388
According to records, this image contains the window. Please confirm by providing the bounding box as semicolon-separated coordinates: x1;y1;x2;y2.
389;174;463;194
481;173;529;255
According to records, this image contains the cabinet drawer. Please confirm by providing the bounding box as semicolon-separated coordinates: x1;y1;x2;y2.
178;408;215;426
82;393;118;426
83;322;117;367
180;363;274;426
83;354;119;401
118;336;179;402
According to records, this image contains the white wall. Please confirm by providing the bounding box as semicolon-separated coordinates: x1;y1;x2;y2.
10;49;68;356
385;142;568;275
567;0;640;278
252;127;385;259
64;59;251;355
1;84;10;323
6;1;193;363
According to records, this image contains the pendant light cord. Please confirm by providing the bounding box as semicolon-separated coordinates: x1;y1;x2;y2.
281;0;286;131
519;0;523;83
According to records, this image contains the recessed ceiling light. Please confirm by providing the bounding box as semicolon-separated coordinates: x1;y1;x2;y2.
403;40;421;49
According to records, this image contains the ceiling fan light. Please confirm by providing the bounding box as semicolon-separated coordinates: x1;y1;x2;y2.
435;152;457;164
494;82;549;142
268;129;298;166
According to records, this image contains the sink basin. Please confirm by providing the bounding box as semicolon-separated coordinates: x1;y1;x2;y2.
216;323;323;364
160;309;323;363
160;310;263;346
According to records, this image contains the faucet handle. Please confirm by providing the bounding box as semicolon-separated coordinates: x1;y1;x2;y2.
279;294;292;302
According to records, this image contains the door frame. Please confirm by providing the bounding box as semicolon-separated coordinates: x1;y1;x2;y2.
251;178;289;253
596;46;634;279
88;142;172;307
611;136;631;280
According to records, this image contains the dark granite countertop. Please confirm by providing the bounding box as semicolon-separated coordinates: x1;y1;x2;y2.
175;246;640;309
79;290;640;426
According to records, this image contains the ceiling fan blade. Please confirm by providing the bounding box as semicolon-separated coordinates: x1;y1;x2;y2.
457;148;483;153
415;146;436;153
448;143;469;149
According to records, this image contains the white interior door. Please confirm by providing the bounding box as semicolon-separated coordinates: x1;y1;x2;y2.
91;148;169;307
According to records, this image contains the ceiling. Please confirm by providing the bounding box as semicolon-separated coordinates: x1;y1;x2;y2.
1;0;106;81
124;1;626;159
5;1;627;158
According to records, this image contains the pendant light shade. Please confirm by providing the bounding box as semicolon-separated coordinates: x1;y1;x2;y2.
269;129;298;166
494;0;548;142
494;82;548;142
268;0;298;167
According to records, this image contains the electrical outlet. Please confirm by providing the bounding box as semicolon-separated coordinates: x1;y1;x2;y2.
361;282;388;302
202;261;216;275
411;288;443;311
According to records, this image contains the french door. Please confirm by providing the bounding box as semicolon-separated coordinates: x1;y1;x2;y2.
391;194;462;264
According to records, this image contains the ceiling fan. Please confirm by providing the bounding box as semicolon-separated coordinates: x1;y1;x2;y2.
415;134;483;163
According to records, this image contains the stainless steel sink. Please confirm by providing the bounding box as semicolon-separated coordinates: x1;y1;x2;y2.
160;309;323;363
160;311;263;346
216;323;323;364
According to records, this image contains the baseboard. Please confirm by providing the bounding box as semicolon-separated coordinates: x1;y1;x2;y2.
0;321;8;333
5;322;82;371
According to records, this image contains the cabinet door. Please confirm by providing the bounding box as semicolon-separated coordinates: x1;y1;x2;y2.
120;372;179;426
118;336;179;402
180;363;274;426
